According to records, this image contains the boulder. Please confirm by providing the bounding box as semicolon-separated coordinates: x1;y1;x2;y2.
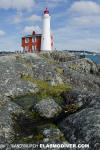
39;126;69;150
62;66;100;93
34;98;62;118
61;90;95;108
67;58;98;74
0;96;25;143
41;127;64;138
59;93;100;150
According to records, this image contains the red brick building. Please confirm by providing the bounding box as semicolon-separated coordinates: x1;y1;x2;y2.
21;31;53;52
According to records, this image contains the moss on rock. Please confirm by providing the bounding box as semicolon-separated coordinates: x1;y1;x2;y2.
54;67;63;74
21;73;71;103
15;55;31;67
29;110;43;121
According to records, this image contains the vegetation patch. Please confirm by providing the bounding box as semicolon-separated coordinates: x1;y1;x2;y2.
59;136;66;141
21;73;71;102
69;64;79;69
64;104;80;114
14;134;44;144
54;67;63;74
15;55;30;67
38;53;60;64
38;123;58;130
0;101;6;111
15;55;20;60
29;110;43;121
13;123;58;144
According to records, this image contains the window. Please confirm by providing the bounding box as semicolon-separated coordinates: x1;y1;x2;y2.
32;45;36;51
25;46;29;51
32;37;36;43
32;46;35;51
35;45;36;50
25;38;29;43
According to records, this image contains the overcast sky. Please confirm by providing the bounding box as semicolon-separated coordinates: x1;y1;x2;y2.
0;0;100;52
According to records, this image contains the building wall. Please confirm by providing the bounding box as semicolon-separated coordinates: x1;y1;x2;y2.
22;36;41;52
22;34;53;52
36;36;41;52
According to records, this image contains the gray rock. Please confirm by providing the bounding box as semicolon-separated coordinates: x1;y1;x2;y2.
34;98;62;118
67;58;98;74
0;51;100;148
59;93;100;150
61;90;95;108
38;124;69;150
41;127;64;138
16;53;64;86
4;52;99;94
40;50;78;62
0;55;39;98
0;96;25;143
62;65;100;93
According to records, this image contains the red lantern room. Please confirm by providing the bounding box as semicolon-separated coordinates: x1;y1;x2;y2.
44;8;49;14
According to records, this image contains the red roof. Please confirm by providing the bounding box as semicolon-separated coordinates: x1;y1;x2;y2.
44;8;49;14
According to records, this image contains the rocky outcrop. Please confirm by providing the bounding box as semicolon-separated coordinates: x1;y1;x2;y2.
0;51;100;149
59;90;100;150
39;125;67;145
0;96;25;143
39;50;78;62
66;58;98;74
4;124;68;150
61;65;100;93
0;55;39;98
97;64;100;75
18;53;64;85
34;98;62;118
61;90;95;108
13;52;100;93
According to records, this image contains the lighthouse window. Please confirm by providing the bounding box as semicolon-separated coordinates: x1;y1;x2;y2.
25;38;29;43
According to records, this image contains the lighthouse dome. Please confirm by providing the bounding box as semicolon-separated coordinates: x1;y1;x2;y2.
44;8;49;14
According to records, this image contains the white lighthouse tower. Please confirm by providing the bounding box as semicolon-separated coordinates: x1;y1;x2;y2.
41;8;51;51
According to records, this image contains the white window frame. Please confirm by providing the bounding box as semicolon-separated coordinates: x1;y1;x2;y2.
25;46;29;51
32;37;36;43
25;38;29;43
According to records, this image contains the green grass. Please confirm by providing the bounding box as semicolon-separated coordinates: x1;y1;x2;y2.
69;64;79;69
38;53;60;64
14;134;44;144
38;123;58;130
15;55;30;67
29;111;43;121
21;73;71;102
54;67;63;74
13;123;58;144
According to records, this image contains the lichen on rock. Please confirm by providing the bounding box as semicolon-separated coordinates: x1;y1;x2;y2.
34;98;62;119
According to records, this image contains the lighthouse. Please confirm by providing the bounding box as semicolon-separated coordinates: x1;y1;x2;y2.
21;8;53;52
41;8;52;51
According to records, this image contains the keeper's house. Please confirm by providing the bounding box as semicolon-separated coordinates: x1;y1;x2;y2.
21;31;53;52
